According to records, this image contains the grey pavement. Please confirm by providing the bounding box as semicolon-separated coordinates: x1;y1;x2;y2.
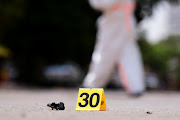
0;89;180;120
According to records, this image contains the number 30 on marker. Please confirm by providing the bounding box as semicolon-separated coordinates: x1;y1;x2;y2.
76;88;106;111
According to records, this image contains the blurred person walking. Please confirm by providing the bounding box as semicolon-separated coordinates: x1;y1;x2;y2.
82;0;145;96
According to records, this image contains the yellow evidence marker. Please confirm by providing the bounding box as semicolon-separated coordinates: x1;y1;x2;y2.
76;88;106;111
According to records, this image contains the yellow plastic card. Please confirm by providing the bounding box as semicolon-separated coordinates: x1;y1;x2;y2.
76;88;106;111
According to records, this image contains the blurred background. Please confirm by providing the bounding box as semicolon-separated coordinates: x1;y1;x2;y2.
0;0;180;91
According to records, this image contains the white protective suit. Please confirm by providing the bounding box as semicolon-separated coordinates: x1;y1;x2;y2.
82;0;145;94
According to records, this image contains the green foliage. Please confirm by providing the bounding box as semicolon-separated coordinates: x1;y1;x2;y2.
1;0;179;85
0;0;26;35
139;36;180;88
0;0;100;83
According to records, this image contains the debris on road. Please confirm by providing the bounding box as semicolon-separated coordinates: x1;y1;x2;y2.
146;111;152;114
47;102;65;110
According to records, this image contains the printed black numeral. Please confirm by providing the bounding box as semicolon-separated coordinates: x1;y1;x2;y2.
89;93;100;107
78;93;89;107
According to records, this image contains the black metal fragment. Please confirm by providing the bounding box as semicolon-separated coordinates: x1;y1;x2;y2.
146;111;152;114
47;102;65;110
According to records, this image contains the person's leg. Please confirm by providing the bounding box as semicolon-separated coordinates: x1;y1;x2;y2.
82;43;117;88
82;6;136;88
117;41;145;95
82;16;127;88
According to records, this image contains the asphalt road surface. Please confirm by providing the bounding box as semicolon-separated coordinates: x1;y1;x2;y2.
0;88;180;120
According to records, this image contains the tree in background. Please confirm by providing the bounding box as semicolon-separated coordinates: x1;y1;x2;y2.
139;36;180;90
1;0;99;84
0;0;26;39
1;0;179;86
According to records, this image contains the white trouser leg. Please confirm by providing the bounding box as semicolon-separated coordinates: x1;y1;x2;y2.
117;41;145;94
82;12;137;88
82;28;128;88
82;44;118;88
